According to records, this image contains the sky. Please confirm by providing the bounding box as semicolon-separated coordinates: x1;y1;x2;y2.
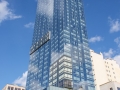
0;0;120;89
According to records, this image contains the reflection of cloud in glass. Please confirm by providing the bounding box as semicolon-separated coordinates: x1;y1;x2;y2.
29;63;39;73
51;43;73;64
51;51;64;64
30;80;43;90
13;71;28;87
37;0;54;18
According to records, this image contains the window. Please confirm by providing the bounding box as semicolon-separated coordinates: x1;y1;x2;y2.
65;74;72;79
110;87;113;90
11;87;14;90
53;79;57;83
8;87;10;90
74;76;80;81
53;73;57;78
59;74;64;80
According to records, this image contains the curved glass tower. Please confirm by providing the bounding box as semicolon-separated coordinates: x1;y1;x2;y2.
26;0;95;90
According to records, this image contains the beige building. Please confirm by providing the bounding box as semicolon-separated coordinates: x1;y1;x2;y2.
2;84;25;90
100;81;120;90
90;50;120;90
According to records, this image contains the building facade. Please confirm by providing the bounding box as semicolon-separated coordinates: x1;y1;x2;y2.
2;84;25;90
44;86;69;90
26;0;95;90
44;85;83;90
90;50;120;90
100;81;120;90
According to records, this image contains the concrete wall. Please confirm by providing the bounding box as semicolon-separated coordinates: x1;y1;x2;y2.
104;59;120;82
90;50;108;90
100;81;120;90
90;50;120;90
2;84;25;90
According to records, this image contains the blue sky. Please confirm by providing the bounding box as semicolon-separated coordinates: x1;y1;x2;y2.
0;0;120;89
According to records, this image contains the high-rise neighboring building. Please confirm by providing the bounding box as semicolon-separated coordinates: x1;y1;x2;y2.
26;0;95;90
90;50;120;90
2;84;25;90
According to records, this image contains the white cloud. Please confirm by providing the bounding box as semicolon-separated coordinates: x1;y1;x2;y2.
103;48;114;58
114;55;120;66
114;37;120;48
13;71;28;87
0;0;22;23
103;48;120;66
108;17;120;33
89;36;103;43
24;22;34;28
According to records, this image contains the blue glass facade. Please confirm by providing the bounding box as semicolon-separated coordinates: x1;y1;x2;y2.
26;0;95;90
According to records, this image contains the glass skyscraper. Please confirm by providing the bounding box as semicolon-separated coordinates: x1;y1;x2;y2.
26;0;95;90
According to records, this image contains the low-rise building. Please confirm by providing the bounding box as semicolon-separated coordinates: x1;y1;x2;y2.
2;84;25;90
100;81;120;90
90;50;120;90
